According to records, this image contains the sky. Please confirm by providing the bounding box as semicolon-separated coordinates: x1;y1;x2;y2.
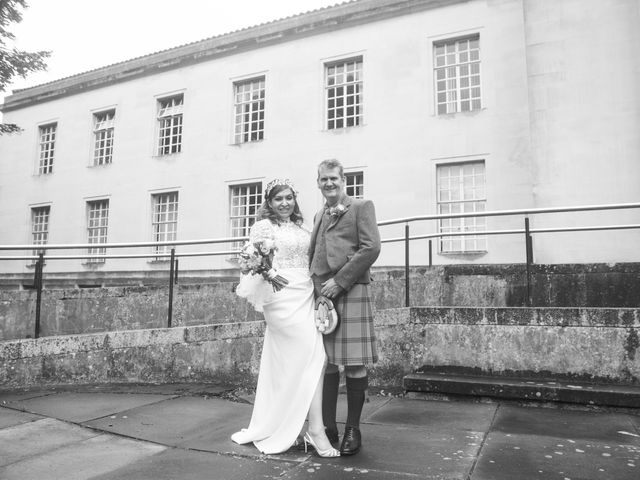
1;0;344;104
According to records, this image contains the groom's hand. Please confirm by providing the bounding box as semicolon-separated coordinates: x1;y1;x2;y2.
321;278;344;299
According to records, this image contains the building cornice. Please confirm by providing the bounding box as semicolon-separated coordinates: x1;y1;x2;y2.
1;0;467;112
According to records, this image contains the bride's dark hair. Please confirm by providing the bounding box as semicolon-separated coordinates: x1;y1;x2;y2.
256;183;304;225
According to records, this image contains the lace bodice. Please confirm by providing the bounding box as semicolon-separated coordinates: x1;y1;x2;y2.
249;219;310;270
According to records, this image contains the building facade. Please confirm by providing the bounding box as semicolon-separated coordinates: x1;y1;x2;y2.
0;0;638;287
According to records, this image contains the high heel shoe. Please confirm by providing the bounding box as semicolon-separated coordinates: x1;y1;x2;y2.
303;432;340;457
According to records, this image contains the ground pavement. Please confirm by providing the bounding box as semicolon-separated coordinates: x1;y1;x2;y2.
1;383;639;479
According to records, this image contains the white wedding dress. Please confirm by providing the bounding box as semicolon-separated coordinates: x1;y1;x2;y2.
232;219;326;454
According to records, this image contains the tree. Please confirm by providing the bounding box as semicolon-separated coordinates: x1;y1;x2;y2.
0;0;50;134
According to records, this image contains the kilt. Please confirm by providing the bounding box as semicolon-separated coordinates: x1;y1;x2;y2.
313;278;378;366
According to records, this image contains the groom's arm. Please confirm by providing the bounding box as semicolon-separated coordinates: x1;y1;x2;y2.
333;200;381;291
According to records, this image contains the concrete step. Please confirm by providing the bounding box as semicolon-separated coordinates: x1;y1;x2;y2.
403;370;640;409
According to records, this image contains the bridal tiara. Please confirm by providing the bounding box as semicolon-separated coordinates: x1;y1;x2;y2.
265;178;297;199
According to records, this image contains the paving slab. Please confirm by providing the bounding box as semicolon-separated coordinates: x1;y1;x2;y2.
85;396;252;447
366;397;497;431
628;414;640;434
0;389;54;403
90;447;297;480
2;383;639;479
324;421;483;478
71;382;233;396
278;461;413;480
0;417;99;466
5;391;177;422
180;418;311;463
491;404;640;443
340;394;391;422
239;391;391;422
0;432;166;480
0;406;41;429
85;394;315;462
471;431;640;480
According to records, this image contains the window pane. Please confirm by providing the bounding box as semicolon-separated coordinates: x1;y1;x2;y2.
86;200;109;262
157;96;183;155
325;57;363;130
437;161;487;253
38;124;56;174
434;36;481;114
152;192;179;255
93;110;115;165
345;172;364;199
233;78;266;144
229;183;263;247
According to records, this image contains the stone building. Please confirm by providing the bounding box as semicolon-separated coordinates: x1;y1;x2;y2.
0;0;638;287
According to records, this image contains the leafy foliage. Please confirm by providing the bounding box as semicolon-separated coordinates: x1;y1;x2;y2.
1;0;50;134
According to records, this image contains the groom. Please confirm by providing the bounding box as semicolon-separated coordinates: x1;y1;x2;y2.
309;159;381;456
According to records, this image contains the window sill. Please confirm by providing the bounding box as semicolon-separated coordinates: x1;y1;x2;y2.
153;152;182;159
231;139;265;147
435;107;485;118
438;250;488;256
88;162;112;168
82;261;106;268
324;124;366;134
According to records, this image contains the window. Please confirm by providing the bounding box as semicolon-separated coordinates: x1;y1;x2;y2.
38;124;56;174
31;206;50;261
434;36;481;115
86;200;109;263
437;162;486;252
152;192;179;256
157;95;183;155
230;183;262;246
345;171;364;199
234;77;265;143
93;110;115;165
325;57;363;129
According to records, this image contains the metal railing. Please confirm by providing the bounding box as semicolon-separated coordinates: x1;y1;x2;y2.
379;201;640;308
0;237;249;337
1;201;639;338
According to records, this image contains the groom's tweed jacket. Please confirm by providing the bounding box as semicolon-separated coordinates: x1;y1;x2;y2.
309;196;381;291
309;195;381;366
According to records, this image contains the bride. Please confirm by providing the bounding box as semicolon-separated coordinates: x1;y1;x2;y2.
231;178;339;457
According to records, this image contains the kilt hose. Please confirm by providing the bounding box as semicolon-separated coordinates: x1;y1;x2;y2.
312;276;378;366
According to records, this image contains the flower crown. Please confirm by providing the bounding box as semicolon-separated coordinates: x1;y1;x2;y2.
265;178;297;199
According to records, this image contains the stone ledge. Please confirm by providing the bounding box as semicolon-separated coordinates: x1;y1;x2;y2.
406;307;640;327
403;372;640;408
2;307;640;401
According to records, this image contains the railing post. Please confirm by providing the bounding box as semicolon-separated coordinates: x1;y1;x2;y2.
428;239;432;267
524;217;533;307
405;223;410;307
34;253;44;338
168;248;176;328
174;259;179;285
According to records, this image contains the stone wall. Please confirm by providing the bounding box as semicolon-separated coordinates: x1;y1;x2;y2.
373;307;640;386
0;322;265;389
2;263;639;342
1;307;638;390
377;263;640;309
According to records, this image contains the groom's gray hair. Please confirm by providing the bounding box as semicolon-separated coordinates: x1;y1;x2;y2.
317;158;344;178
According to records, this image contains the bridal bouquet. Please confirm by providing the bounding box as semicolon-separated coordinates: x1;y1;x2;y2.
238;239;289;292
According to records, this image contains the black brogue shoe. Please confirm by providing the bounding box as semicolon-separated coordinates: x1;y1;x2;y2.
340;426;361;456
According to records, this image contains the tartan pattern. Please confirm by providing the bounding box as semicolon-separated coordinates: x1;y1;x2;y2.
323;283;378;366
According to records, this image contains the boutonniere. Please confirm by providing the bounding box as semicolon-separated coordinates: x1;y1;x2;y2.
328;204;347;218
